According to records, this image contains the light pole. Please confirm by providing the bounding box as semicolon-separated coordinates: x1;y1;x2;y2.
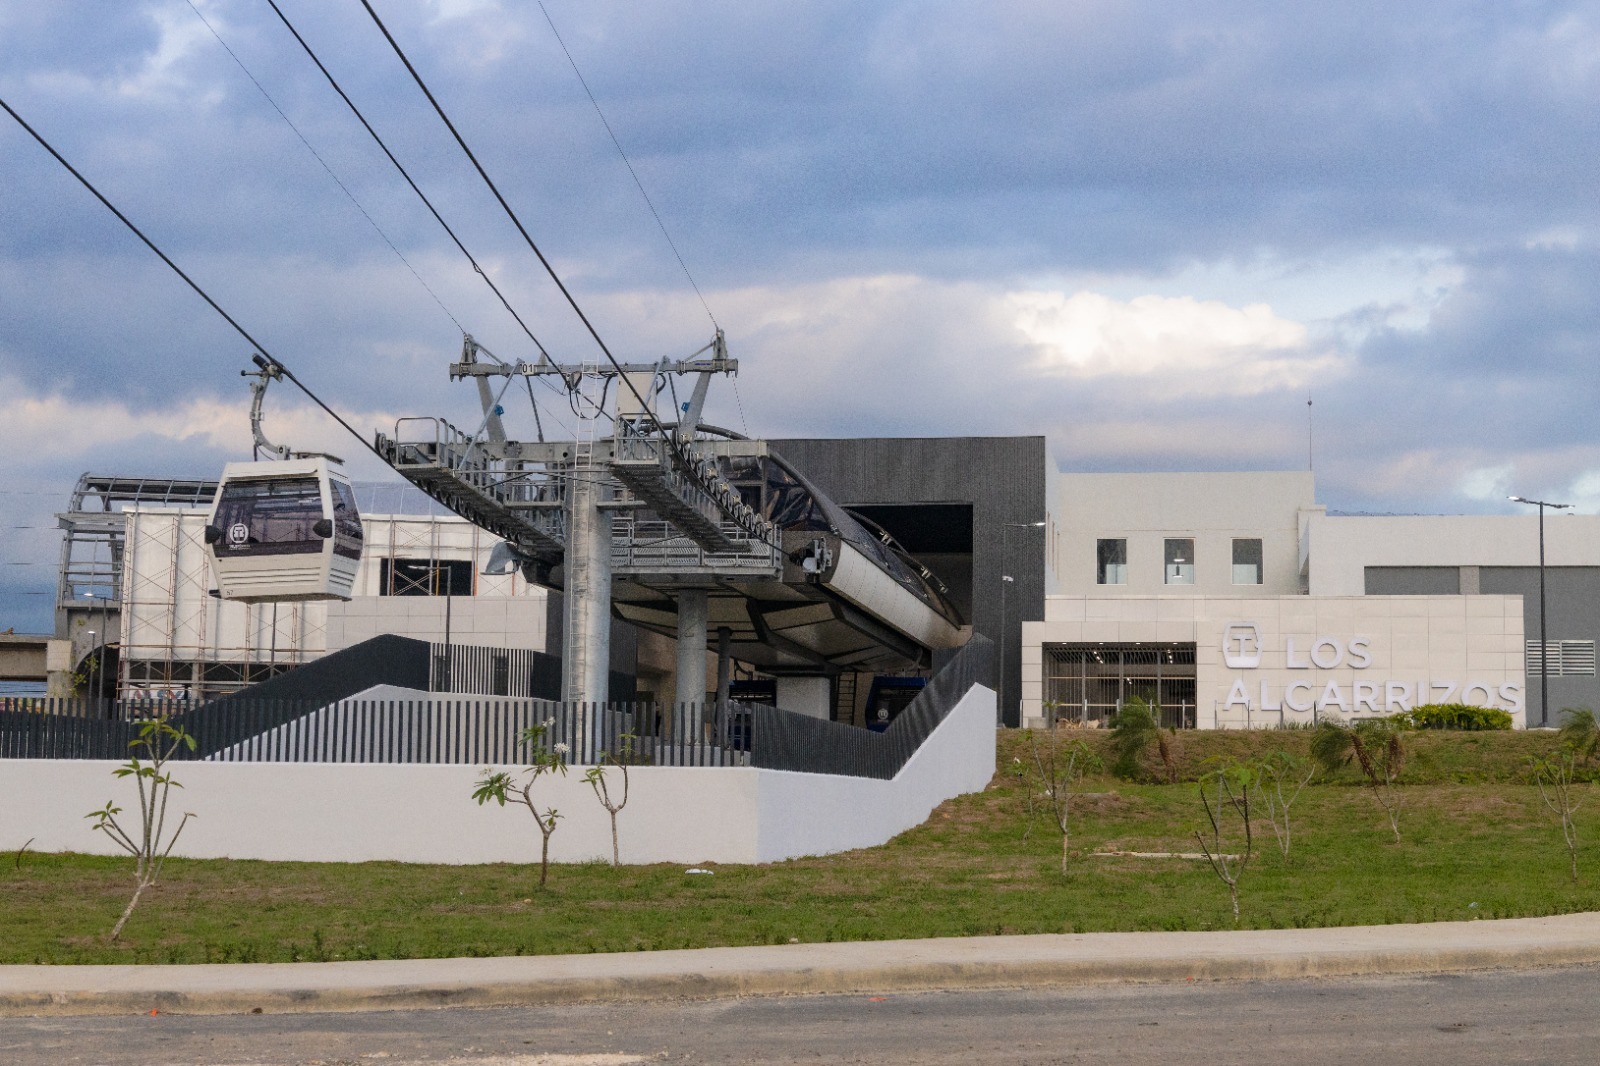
998;574;1014;725
1509;495;1572;727
998;521;1046;726
84;628;96;702
83;587;110;702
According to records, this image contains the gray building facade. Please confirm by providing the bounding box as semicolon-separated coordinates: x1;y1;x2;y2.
772;436;1048;726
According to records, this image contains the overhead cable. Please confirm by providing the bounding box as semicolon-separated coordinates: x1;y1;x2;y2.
182;0;465;335
0;93;389;468
262;0;552;363
357;0;665;434
536;0;719;333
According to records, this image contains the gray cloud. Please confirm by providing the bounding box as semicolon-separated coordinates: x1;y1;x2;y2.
4;0;1600;630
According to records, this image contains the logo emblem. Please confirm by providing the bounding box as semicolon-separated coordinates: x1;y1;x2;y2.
227;523;250;547
1223;622;1262;668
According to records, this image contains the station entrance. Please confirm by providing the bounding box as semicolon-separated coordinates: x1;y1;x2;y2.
1043;642;1197;728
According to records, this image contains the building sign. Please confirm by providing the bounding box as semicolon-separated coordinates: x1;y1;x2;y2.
1221;622;1262;668
1219;624;1523;714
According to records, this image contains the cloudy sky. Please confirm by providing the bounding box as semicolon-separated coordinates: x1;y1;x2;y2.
3;0;1599;631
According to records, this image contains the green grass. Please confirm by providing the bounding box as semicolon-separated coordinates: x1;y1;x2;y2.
4;730;1598;965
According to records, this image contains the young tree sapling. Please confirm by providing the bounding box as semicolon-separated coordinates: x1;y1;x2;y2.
1531;745;1587;882
1255;750;1316;862
583;734;638;867
85;715;197;940
473;722;569;888
1027;730;1101;873
1195;762;1256;920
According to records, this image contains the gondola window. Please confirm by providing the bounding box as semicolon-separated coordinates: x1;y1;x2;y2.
211;477;326;556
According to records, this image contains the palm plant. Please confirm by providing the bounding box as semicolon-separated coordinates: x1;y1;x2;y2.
1109;696;1179;782
1310;717;1408;842
1558;707;1600;765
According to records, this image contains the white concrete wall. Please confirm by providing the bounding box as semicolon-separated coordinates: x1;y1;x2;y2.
755;683;996;861
1022;595;1525;729
0;758;762;865
0;687;997;866
1307;513;1600;596
1053;472;1314;597
325;596;545;652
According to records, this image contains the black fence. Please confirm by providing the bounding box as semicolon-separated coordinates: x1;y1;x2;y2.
0;697;750;766
750;636;993;780
1;636;993;778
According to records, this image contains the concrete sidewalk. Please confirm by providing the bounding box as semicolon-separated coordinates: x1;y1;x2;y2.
4;912;1600;1017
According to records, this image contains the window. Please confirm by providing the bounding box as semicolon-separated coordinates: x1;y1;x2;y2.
380;558;475;597
1232;539;1263;585
1096;539;1127;585
330;479;365;561
210;477;324;557
1164;538;1194;585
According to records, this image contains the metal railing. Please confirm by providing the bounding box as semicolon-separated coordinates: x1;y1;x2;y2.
3;637;994;777
0;696;750;766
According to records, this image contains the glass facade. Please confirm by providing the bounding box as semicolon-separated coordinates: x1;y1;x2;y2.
1043;643;1197;728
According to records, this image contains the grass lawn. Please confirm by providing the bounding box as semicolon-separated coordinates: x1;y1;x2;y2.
4;730;1598;965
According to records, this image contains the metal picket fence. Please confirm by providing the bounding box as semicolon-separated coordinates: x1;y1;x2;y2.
0;696;749;767
1;637;992;777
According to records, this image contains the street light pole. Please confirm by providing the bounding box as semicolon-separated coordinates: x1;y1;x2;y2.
998;574;1013;726
998;521;1047;727
1509;495;1572;727
85;628;96;702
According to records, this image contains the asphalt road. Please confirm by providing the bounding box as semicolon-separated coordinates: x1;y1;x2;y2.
4;964;1598;1065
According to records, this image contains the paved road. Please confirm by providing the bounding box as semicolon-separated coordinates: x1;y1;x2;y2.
4;964;1597;1065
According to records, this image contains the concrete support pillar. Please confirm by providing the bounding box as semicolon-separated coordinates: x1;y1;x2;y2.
562;459;612;704
675;589;709;708
715;625;732;712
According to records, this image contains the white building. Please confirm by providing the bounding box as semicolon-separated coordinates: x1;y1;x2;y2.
1022;471;1600;730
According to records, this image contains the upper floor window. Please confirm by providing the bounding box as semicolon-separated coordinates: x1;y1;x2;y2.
381;558;474;597
1232;538;1263;585
1096;539;1127;585
1164;538;1194;585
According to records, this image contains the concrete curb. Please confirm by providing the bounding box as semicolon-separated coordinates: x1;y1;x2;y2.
4;913;1600;1017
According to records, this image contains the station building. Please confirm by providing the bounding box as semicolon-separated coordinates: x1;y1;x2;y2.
1022;471;1600;730
56;439;1600;729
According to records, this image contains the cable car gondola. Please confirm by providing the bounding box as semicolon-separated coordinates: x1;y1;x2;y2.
204;457;363;602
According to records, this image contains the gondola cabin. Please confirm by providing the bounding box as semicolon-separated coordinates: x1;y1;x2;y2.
205;457;363;602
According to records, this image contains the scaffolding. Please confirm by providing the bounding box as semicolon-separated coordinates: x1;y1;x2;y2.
54;474;518;699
